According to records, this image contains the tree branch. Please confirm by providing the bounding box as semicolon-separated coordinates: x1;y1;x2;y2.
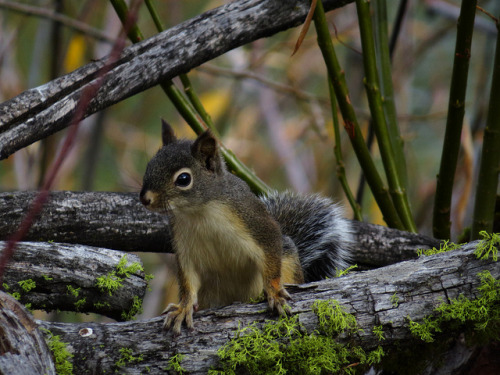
0;0;114;43
0;0;354;160
36;243;498;374
0;191;440;267
1;241;147;320
0;292;56;375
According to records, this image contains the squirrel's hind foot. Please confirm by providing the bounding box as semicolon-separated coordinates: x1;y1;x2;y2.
266;287;292;316
162;302;197;335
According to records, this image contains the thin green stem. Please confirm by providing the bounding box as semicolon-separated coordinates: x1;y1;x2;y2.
433;0;477;239
328;76;362;221
144;0;164;31
109;0;143;41
110;0;269;194
373;0;407;190
144;0;215;131
160;80;269;193
471;19;500;239
313;0;404;230
179;74;215;129
356;0;416;232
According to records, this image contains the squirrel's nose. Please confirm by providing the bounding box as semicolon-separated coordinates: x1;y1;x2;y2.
140;195;151;206
139;189;152;206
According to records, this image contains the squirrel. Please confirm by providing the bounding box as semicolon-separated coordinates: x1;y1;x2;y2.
139;120;354;334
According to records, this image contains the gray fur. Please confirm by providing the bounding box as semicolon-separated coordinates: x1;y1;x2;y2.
260;191;354;282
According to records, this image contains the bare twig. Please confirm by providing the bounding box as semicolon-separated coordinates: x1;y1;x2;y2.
0;0;141;286
0;0;115;43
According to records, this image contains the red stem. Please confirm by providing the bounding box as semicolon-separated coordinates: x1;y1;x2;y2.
0;0;143;287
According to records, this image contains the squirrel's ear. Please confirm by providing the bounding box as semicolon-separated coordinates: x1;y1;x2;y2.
161;119;176;146
191;130;222;173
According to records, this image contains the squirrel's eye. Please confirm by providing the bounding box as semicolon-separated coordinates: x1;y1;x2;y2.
175;173;191;187
173;168;193;190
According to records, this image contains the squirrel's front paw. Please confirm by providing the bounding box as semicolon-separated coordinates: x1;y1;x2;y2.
161;302;197;335
266;287;291;316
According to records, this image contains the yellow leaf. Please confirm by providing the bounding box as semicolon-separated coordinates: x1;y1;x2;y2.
64;35;86;73
199;90;232;123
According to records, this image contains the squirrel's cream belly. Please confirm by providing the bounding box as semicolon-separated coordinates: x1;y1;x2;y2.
173;201;266;309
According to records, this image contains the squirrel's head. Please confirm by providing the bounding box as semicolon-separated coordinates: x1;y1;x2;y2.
140;120;226;213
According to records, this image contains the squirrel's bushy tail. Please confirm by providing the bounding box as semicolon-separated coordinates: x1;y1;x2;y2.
260;191;354;282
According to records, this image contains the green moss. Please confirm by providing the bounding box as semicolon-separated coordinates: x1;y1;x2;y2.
249;292;266;304
116;255;144;278
10;292;21;300
18;279;36;292
67;285;80;298
335;264;358;278
214;300;384;374
407;269;500;344
409;232;500;345
121;295;143;321
417;240;461;257
74;298;86;311
312;299;360;337
145;273;155;291
2;283;9;290
94;301;111;309
42;275;53;281
390;293;399;308
167;353;186;374
96;255;146;296
96;271;123;296
115;347;144;370
474;231;499;261
42;329;74;375
407;315;442;343
372;325;385;341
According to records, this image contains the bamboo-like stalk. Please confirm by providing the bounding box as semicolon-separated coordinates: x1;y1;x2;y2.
373;0;407;190
355;0;407;212
312;0;404;230
355;0;416;232
144;0;216;132
471;18;500;239
160;80;269;194
109;0;270;194
328;76;363;221
432;0;477;240
144;0;164;31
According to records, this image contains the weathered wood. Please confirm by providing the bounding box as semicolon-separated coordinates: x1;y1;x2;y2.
1;241;147;320
0;0;354;160
0;191;170;253
36;243;499;374
351;220;441;267
0;291;56;375
0;191;440;266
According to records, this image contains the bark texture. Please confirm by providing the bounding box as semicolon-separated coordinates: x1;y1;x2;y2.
0;292;56;375
0;0;353;160
1;242;147;320
33;243;498;374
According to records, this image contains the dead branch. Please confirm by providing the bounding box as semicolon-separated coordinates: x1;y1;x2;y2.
0;0;354;160
0;292;56;375
35;243;498;374
0;241;147;320
0;191;440;267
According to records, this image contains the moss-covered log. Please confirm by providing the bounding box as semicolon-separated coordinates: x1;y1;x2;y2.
33;242;500;374
1;241;147;320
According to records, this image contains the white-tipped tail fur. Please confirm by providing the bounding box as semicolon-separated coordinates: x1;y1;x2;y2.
260;191;354;282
